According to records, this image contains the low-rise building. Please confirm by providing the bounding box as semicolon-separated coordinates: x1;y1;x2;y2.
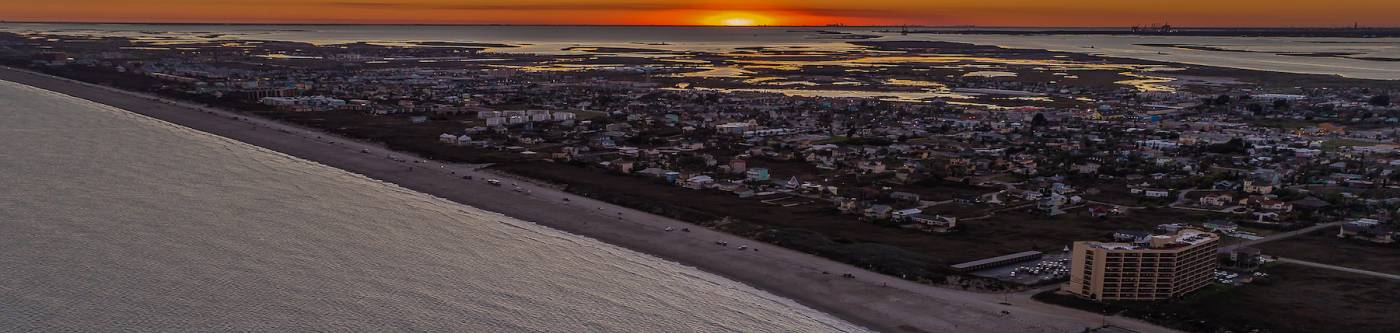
1338;219;1395;244
910;214;957;232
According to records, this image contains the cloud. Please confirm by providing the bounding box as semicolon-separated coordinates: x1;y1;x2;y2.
322;1;692;11
320;1;911;16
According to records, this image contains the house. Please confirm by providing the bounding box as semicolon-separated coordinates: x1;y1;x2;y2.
1086;204;1121;218
1074;162;1101;174
1156;223;1188;234
1225;247;1264;269
637;168;667;178
909;214;957;232
1257;199;1293;212
1252;211;1280;223
864;204;894;220
728;159;748;174
892;208;923;221
684;175;714;189
1243;170;1280;194
890;192;921;202
1212;180;1237;190
1039;192;1070;215
1113;230;1153;244
857;160;887;174
834;197;860;213
1242;179;1275;194
732;186;756;198
1203;220;1239;233
746;168;770;181
1291;196;1330;210
1338;219;1395;244
1199;193;1234;207
612;161;636;174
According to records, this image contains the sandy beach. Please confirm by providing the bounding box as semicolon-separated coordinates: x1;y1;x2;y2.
0;66;1176;333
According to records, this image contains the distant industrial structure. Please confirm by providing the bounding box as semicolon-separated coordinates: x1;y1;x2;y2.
1131;23;1175;34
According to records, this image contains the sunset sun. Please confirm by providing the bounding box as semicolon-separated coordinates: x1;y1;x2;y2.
702;12;773;26
721;17;756;26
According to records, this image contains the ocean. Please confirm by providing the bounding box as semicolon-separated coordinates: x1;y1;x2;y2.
0;80;868;332
3;23;1399;79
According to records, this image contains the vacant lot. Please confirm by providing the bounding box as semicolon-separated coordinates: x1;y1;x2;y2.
1259;229;1400;275
1203;265;1400;333
1039;265;1400;333
258;111;531;164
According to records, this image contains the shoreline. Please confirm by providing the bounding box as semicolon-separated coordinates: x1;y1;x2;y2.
0;66;1176;333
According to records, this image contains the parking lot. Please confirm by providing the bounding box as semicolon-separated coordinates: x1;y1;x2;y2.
971;252;1072;285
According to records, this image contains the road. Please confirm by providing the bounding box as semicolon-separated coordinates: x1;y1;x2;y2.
1218;221;1345;253
1276;257;1400;281
0;66;1180;333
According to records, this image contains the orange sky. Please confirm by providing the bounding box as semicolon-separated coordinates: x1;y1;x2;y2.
3;0;1398;27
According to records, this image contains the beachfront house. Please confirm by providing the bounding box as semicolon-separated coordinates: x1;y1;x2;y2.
910;214;957;233
684;175;715;189
891;208;923;222
1143;188;1171;199
1203;220;1239;233
1338;219;1395;244
864;205;893;220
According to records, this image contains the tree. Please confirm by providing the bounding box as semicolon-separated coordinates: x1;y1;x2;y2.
1246;103;1264;113
1206;138;1248;154
1031;113;1049;128
1213;94;1231;106
1272;99;1290;110
1369;94;1391;107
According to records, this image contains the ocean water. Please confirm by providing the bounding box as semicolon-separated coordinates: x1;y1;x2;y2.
910;33;1400;80
0;80;867;332
3;23;1398;79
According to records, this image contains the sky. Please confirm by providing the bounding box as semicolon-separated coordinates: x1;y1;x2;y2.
3;0;1398;27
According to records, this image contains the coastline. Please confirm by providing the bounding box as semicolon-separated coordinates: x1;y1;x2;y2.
0;66;1177;333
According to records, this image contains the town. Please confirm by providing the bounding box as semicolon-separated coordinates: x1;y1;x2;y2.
4;30;1398;333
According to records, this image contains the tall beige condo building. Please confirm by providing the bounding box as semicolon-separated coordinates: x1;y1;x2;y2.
1064;229;1219;301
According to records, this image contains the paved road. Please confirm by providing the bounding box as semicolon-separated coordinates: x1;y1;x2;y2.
1219;221;1345;253
0;66;1180;333
1277;257;1400;281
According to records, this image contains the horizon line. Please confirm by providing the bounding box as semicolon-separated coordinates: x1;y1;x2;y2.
2;20;1398;30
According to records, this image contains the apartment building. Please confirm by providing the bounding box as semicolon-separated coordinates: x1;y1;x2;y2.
1064;228;1219;301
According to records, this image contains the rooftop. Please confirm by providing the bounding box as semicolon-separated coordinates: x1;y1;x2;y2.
1086;228;1218;251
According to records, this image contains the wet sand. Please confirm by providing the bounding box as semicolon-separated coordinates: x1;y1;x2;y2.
0;66;1176;333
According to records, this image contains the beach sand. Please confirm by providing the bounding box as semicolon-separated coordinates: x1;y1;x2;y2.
0;66;1176;333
